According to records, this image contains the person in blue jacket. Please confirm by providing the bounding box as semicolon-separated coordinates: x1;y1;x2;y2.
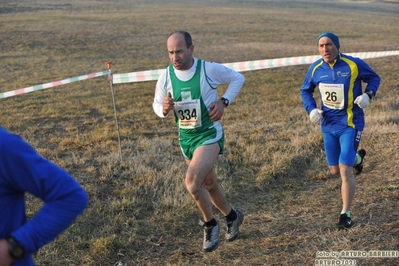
0;127;88;265
300;32;380;229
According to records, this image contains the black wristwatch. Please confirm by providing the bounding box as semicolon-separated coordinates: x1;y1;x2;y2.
6;236;25;260
220;97;229;107
365;90;374;100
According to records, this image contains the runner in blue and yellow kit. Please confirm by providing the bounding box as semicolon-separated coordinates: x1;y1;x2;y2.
153;31;245;252
300;32;380;229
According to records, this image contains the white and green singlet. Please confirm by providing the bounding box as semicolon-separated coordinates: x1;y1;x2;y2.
153;57;244;159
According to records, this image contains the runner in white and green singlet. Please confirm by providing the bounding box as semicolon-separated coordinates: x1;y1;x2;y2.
153;31;245;252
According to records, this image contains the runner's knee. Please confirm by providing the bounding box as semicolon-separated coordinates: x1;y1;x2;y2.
329;165;340;175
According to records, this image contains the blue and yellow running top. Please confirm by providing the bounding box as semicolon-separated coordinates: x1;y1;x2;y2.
300;53;380;132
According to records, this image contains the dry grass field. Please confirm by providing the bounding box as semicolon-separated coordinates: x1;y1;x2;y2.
0;0;398;265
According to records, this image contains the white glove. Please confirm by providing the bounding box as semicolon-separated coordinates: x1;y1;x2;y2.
354;93;370;109
309;108;323;123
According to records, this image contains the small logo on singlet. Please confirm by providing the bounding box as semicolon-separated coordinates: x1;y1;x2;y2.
337;71;349;77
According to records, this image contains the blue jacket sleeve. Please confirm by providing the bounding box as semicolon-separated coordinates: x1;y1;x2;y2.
300;65;318;114
0;131;88;254
356;58;380;96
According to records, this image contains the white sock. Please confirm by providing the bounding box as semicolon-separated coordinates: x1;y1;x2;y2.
341;211;351;217
355;154;362;165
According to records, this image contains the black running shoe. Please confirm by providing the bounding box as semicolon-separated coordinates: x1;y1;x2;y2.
336;213;353;229
353;149;366;175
